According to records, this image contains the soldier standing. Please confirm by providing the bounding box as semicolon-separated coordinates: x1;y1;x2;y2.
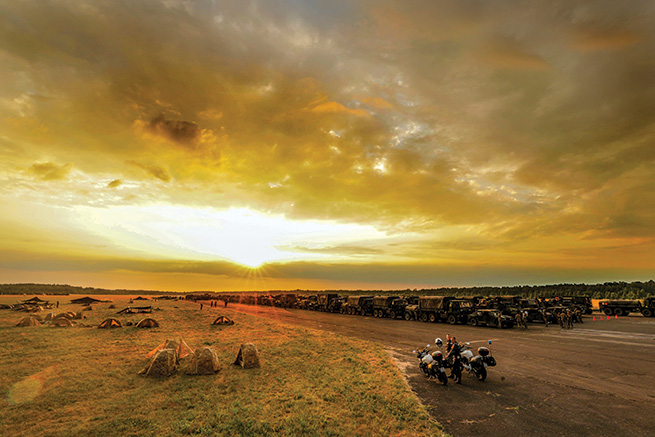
541;309;549;327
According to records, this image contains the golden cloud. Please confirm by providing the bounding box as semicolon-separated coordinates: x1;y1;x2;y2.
27;162;73;181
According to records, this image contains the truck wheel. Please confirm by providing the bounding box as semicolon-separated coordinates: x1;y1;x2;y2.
420;313;428;322
614;308;623;316
468;318;478;327
404;312;412;321
603;308;613;316
642;309;653;317
373;309;379;317
429;313;437;323
390;310;396;319
447;315;457;325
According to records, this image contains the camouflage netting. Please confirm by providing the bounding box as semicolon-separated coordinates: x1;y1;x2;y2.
50;318;75;327
234;343;260;369
212;315;234;325
98;318;122;329
146;338;193;364
184;347;221;375
16;316;41;327
139;349;176;377
136;318;159;328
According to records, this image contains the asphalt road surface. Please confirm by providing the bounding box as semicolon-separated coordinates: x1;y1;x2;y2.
226;303;655;436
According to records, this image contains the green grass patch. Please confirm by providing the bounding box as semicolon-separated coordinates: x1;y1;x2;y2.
0;296;444;436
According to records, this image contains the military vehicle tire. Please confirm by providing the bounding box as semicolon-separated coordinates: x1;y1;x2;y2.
389;310;396;319
429;313;437;323
603;308;613;316
477;366;487;381
642;309;652;317
614;308;623;316
420;313;429;322
468;317;478;327
404;312;412;321
447;314;457;325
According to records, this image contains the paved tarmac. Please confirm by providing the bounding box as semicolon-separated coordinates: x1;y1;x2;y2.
228;303;655;436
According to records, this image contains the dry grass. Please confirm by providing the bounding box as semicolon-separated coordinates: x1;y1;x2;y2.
0;295;444;436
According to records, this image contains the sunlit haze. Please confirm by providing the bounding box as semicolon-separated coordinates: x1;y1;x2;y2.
0;0;654;291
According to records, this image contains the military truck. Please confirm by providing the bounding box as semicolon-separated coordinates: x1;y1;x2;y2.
298;295;318;310
372;296;407;318
554;296;593;315
316;293;340;312
641;297;655;317
598;299;641;316
341;295;374;315
467;309;514;328
519;298;547;323
408;296;474;324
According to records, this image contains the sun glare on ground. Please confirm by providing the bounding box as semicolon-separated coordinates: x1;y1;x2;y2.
71;205;386;268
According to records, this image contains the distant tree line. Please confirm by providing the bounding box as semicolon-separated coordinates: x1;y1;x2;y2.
2;280;653;299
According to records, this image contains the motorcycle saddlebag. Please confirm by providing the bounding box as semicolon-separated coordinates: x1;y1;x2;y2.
477;347;490;356
485;356;497;367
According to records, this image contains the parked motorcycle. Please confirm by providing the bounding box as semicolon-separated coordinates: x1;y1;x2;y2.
427;350;448;385
414;344;433;377
460;340;496;381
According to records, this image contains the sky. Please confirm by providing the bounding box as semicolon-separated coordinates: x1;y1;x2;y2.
0;0;654;291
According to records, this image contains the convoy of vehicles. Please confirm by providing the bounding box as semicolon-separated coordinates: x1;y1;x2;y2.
203;293;655;327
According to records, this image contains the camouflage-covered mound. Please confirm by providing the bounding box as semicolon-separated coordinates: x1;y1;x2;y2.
50;318;75;327
136;318;159;328
184;347;221;375
99;318;122;329
146;338;193;363
16;316;41;327
139;349;176;377
234;343;260;369
212;315;234;325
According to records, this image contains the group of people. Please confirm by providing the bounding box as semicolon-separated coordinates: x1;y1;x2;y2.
200;300;228;310
558;307;583;328
514;311;530;329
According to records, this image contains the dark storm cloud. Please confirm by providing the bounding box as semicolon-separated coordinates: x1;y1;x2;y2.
147;115;200;147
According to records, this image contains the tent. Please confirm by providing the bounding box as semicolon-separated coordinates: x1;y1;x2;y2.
185;347;221;375
212;315;234;325
53;311;78;320
136;318;159;328
146;338;192;363
134;296;149;300
50;318;74;327
233;343;260;369
70;296;103;305
99;318;122;329
23;297;48;304
117;306;152;314
139;349;176;377
16;316;41;327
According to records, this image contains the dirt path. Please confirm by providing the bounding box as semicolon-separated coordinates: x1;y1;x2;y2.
226;303;655;436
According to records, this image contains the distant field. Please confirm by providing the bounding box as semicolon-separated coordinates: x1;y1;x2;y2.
0;295;443;436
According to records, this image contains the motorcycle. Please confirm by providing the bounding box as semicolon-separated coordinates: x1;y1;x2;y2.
414;343;448;385
427;349;448;385
414;344;433;377
460;340;496;381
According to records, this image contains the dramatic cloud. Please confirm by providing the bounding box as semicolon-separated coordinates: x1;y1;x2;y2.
0;0;654;290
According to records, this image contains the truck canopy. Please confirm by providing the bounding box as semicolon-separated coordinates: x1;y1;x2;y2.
418;296;450;310
373;296;399;307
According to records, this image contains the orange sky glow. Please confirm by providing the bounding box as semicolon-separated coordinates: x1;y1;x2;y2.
0;1;654;291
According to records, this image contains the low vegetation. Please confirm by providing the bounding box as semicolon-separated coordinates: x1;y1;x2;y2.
0;296;443;436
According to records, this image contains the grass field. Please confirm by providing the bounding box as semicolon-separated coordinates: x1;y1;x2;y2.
0;295;444;436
